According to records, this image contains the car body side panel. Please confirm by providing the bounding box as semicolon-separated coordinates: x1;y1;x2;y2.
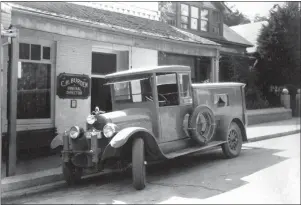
157;104;192;143
192;84;246;141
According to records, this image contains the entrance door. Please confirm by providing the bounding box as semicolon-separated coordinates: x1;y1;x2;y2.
91;52;116;112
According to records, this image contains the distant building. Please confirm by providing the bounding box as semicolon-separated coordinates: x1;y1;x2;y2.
158;2;253;82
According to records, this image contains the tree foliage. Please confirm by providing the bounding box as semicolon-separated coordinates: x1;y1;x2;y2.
223;8;251;26
219;55;269;109
254;14;269;22
256;2;301;88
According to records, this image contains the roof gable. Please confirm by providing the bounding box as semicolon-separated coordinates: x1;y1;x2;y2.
223;24;254;47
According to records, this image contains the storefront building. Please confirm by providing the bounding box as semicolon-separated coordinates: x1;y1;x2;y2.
1;1;222;159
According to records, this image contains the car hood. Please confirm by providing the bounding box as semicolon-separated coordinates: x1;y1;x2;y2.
102;108;153;131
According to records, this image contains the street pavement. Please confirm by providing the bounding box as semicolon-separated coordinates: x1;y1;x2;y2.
3;133;300;204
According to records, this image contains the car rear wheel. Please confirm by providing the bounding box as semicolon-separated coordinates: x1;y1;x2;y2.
222;122;243;158
132;137;146;190
62;162;82;185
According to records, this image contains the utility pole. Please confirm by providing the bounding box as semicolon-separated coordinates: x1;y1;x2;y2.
1;2;17;177
1;2;3;204
7;29;18;177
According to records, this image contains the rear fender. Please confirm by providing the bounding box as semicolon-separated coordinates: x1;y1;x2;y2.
102;127;166;161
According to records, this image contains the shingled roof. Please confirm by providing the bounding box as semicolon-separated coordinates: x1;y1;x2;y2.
9;2;219;47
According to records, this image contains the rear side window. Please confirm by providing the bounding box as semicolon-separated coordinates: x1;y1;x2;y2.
214;93;229;107
179;73;192;104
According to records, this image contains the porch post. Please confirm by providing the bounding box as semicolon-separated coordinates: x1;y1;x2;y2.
210;53;220;83
210;57;215;82
7;27;18;176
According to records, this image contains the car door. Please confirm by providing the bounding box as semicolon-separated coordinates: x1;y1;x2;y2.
157;73;193;143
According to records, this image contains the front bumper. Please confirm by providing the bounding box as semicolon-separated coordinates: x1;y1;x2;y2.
62;132;102;168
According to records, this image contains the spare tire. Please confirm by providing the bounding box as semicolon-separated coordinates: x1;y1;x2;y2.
188;105;216;145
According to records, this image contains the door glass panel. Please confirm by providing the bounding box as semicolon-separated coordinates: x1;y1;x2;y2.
156;73;179;107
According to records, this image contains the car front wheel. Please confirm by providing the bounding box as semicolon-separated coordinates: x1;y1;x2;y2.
222;122;243;158
62;162;83;185
132;137;146;190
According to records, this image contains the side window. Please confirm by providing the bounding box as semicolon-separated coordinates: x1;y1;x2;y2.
214;94;229;107
179;73;192;104
156;73;179;107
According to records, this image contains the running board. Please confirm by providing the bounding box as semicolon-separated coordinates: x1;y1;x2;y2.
164;141;226;159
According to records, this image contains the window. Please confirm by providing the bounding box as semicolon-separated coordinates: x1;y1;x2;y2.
179;73;192;104
113;76;153;103
159;2;177;26
190;6;199;30
17;42;53;120
214;94;229;107
156;73;179;107
92;52;116;75
200;9;209;32
17;63;51;119
212;11;221;34
180;4;189;29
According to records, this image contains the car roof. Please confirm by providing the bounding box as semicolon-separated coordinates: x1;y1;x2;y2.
105;65;191;79
192;82;246;88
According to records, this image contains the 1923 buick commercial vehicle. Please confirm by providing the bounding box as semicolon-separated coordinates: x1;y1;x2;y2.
51;65;248;190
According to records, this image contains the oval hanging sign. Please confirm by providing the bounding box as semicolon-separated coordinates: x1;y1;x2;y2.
57;73;90;99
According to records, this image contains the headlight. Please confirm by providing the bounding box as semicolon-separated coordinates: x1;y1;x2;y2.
86;115;96;124
70;126;80;139
103;123;117;138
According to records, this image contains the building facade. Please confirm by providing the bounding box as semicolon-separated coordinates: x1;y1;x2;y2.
1;1;222;154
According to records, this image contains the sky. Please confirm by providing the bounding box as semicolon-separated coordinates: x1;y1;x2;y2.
225;2;286;21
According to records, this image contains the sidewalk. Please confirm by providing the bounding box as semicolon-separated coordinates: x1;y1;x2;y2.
1;117;300;197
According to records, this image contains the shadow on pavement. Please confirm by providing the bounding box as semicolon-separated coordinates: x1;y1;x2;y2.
3;146;288;204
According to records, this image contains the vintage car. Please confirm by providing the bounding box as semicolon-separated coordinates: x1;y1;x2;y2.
51;65;248;190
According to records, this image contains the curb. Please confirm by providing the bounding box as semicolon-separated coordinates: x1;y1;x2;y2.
245;129;300;143
2;129;300;201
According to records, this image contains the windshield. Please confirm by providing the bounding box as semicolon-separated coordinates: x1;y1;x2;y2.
112;77;153;103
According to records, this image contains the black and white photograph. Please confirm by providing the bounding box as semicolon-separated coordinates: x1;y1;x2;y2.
0;1;300;204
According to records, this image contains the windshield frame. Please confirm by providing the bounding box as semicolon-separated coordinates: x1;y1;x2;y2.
108;74;154;104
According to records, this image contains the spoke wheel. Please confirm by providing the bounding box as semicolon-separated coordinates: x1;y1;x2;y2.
222;122;243;158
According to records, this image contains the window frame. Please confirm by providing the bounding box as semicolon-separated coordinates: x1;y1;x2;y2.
178;72;192;105
200;8;209;32
190;6;199;30
212;10;221;34
180;3;189;29
15;38;56;127
111;76;154;104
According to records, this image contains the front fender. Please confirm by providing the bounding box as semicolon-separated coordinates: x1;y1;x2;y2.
102;127;167;161
109;127;154;148
50;133;64;149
